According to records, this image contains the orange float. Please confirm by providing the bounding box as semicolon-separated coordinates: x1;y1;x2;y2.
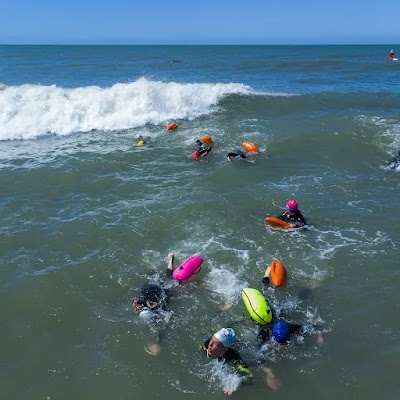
166;122;178;131
201;135;213;143
270;260;287;287
242;141;258;153
265;217;296;229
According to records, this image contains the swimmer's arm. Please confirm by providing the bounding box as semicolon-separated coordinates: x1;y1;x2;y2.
230;359;253;379
146;300;159;309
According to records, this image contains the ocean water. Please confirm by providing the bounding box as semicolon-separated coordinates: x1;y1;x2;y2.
0;45;399;400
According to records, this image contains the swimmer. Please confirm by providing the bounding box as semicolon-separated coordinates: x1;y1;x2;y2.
136;135;146;147
388;150;400;170
258;321;324;346
200;328;280;394
131;252;176;355
192;138;212;160
226;149;257;162
387;49;395;61
279;200;307;227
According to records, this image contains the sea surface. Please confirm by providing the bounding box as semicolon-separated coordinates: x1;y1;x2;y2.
0;45;399;400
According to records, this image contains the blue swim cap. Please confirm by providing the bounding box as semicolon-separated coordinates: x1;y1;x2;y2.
272;322;290;343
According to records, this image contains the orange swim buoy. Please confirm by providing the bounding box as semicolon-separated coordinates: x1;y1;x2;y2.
242;141;258;153
201;135;213;143
270;259;287;287
265;217;296;229
167;122;178;131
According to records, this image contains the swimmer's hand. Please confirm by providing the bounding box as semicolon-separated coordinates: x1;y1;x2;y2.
261;367;281;390
221;303;233;311
223;387;236;395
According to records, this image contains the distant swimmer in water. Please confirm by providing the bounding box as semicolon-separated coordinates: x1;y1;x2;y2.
136;135;147;147
279;200;307;227
131;252;177;355
226;149;258;162
388;150;400;170
192;138;212;160
172;60;182;63
387;49;396;61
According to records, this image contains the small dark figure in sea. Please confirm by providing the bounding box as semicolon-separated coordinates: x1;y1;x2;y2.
192;138;212;160
388;151;400;170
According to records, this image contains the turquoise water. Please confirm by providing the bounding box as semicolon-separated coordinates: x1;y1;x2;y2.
0;45;399;399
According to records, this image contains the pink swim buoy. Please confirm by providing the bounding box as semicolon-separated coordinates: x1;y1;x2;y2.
172;255;203;282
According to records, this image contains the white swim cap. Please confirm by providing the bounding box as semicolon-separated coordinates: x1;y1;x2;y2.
213;328;236;348
139;309;155;322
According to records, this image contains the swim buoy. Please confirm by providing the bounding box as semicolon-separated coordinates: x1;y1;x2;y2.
270;260;287;287
242;141;258;153
172;255;203;282
167;122;178;131
241;288;272;325
137;140;145;147
265;217;296;229
201;135;213;143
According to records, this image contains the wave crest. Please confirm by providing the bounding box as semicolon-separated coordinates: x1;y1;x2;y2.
0;78;254;140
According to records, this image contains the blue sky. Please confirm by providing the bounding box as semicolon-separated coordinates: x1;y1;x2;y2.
2;0;399;45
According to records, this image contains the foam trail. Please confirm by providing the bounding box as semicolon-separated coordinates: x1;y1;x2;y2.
0;78;253;140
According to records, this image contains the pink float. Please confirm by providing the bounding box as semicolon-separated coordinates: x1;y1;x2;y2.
172;255;203;282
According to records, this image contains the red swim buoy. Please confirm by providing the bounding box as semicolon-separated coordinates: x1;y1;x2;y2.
167;122;178;131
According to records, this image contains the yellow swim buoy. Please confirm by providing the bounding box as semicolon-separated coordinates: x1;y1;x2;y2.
241;288;272;325
137;140;145;147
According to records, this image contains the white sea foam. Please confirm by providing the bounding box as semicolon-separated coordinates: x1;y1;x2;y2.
0;78;254;140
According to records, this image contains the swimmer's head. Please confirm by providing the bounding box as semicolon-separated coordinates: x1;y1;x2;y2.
207;328;236;357
139;308;156;322
192;151;200;160
272;322;290;344
286;200;299;212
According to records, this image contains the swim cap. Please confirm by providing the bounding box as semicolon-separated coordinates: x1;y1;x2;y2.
286;200;299;211
139;308;156;322
213;328;236;348
192;150;200;160
272;322;290;343
137;140;145;147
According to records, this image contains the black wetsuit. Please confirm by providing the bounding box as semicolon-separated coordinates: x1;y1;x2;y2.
137;269;173;312
227;150;247;161
279;210;307;226
194;139;212;158
200;338;253;378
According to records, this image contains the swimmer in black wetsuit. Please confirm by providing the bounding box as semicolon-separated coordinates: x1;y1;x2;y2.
131;252;176;355
257;263;323;345
226;149;247;162
200;327;280;394
257;321;324;345
388;150;400;170
279;199;307;227
192;138;212;160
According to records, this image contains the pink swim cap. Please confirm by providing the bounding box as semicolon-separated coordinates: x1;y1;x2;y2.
286;200;298;211
192;151;200;160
